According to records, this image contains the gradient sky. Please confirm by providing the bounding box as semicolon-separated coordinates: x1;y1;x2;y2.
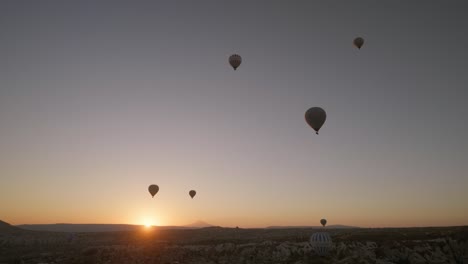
1;1;467;228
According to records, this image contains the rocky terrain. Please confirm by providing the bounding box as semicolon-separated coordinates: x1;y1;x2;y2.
1;222;467;264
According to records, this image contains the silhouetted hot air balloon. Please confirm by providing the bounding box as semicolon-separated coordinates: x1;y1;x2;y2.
229;54;242;70
310;232;332;256
305;107;327;135
189;190;196;199
148;184;159;198
320;219;327;227
353;37;364;49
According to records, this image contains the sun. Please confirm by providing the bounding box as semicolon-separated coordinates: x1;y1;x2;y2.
141;217;159;228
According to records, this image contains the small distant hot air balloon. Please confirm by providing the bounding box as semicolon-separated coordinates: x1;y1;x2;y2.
229;54;242;70
353;37;364;49
305;107;327;135
148;184;159;198
310;232;333;256
320;219;327;227
189;190;196;199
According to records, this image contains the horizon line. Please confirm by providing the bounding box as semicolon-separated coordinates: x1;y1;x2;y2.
12;222;468;229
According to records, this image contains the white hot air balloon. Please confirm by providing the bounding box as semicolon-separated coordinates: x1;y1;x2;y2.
310;232;333;256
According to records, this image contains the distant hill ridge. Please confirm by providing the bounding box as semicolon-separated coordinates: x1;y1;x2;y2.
17;223;144;233
0;220;23;234
16;220;215;233
13;220;357;233
266;225;358;229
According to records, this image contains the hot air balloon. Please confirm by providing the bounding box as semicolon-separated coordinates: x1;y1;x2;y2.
305;107;327;134
189;190;196;199
320;219;327;227
353;37;364;49
229;54;242;70
148;184;159;198
310;232;333;256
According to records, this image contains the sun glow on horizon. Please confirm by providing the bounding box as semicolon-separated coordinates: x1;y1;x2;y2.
141;217;159;228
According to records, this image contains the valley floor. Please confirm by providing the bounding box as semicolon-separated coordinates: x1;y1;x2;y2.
1;226;467;264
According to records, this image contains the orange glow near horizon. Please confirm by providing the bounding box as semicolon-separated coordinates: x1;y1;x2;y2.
2;214;468;229
139;215;160;228
2;200;468;228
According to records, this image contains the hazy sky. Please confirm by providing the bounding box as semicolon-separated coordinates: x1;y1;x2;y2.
1;1;467;228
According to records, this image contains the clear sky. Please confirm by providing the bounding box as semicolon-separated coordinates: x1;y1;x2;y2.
1;1;467;228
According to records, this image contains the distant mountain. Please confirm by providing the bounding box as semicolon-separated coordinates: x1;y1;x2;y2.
17;223;144;233
0;220;23;234
14;221;357;233
16;222;215;233
184;220;213;228
265;225;359;229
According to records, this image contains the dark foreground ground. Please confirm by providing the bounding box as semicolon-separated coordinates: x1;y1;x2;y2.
1;226;467;264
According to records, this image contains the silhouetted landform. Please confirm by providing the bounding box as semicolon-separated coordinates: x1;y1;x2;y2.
184;220;213;228
17;223;145;233
0;220;23;234
16;221;214;233
1;220;467;263
266;224;357;229
16;224;202;233
17;222;355;233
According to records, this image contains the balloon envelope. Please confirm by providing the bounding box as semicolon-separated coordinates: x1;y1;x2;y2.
305;107;327;134
320;219;327;227
229;54;242;70
310;232;332;256
148;184;159;198
189;190;196;199
353;37;364;49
